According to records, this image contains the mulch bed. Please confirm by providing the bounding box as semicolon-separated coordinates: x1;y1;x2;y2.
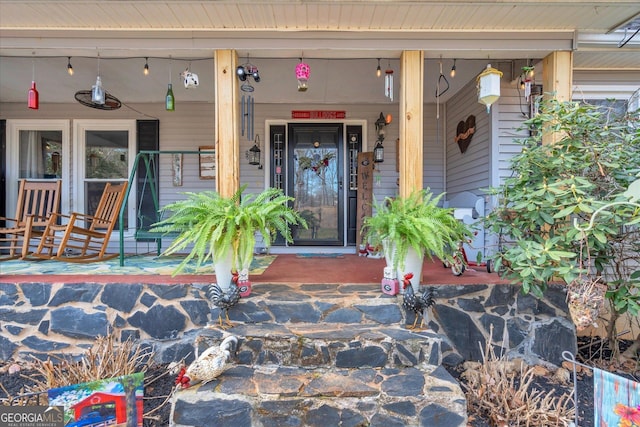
1;337;637;427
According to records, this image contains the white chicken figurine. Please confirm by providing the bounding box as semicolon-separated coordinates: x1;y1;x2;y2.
175;335;238;388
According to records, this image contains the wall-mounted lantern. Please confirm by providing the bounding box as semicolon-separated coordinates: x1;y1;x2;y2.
374;141;385;163
373;112;392;163
247;135;261;167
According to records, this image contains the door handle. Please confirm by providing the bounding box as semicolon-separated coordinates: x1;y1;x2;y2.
339;178;343;190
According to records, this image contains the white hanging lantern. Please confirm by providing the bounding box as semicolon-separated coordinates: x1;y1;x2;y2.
477;64;503;113
91;75;105;105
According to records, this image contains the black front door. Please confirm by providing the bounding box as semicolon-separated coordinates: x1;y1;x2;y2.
288;123;343;246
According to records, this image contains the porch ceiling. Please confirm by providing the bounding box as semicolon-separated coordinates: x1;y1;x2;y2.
0;1;638;104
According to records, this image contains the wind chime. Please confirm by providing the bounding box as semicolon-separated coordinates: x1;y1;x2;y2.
384;60;394;101
241;94;254;141
521;62;535;102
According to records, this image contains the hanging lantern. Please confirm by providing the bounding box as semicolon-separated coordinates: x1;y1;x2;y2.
374;141;384;163
246;135;260;165
477;64;503;113
295;60;311;92
28;81;39;109
91;76;105;105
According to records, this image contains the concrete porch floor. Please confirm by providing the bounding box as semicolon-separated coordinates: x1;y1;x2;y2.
1;253;509;286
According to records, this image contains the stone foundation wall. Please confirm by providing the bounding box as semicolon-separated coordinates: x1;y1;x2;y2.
0;281;577;368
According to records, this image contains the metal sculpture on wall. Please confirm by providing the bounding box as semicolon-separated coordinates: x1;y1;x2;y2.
455;115;476;154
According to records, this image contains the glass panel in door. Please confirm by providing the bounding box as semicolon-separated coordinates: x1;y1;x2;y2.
83;130;129;227
289;124;343;245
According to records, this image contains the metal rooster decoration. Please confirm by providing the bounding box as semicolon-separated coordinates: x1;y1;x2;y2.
175;335;238;388
401;273;435;330
206;272;242;329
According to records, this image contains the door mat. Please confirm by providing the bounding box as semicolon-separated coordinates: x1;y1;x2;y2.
0;254;277;276
295;253;345;258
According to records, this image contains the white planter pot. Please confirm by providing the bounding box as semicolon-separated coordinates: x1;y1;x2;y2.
382;240;424;293
398;246;424;293
213;249;234;292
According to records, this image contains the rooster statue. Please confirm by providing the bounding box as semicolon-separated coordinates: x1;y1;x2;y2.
401;273;435;330
175;335;238;388
206;272;241;329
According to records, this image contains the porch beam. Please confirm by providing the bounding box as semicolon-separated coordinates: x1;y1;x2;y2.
542;51;573;145
398;50;424;198
214;49;240;197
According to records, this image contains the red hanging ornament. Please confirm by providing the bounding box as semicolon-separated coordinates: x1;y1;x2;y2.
28;81;39;110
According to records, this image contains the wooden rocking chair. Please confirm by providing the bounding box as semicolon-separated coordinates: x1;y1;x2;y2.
0;179;61;260
34;182;128;262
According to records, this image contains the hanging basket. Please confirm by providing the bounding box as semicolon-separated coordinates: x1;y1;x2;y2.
567;278;607;330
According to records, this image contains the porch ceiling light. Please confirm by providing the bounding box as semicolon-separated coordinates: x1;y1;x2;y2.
477;64;503;113
67;57;74;76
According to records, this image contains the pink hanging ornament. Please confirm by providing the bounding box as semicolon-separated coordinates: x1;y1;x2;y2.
295;61;311;92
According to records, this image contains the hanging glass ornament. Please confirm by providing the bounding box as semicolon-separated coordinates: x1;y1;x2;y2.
295;60;311;92
28;81;39;109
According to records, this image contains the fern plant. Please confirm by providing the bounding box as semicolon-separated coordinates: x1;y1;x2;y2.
150;185;307;275
362;189;472;271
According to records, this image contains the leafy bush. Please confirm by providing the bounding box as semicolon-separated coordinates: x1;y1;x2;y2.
484;97;640;341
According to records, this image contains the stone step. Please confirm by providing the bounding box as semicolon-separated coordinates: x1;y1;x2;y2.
170;363;467;427
180;324;446;370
